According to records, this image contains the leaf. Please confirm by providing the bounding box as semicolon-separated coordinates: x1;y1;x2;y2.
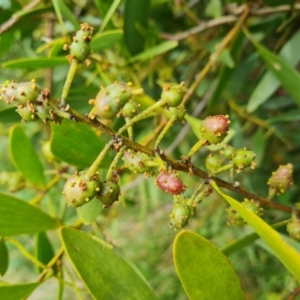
0;282;40;300
221;220;288;256
211;181;300;283
60;227;158;300
129;41;178;63
0;238;9;276
51;0;67;35
251;127;265;166
10;126;46;189
99;0;121;32
124;0;151;55
91;29;123;51
51;119;111;168
173;231;244;300
0;107;20;123
77;197;102;224
0;193;59;236
2;57;68;69
248;34;300;109
247;30;300;112
35;232;55;274
57;1;80;30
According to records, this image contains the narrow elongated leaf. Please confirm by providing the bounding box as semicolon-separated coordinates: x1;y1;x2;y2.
0;238;9;276
129;41;178;63
51;0;67;35
91;29;123;51
51;119;110;168
174;231;244;300
99;0;121;32
124;0;150;55
221;220;288;256
0;282;40;300
0;108;20;123
60;227;158;300
2;57;68;69
211;180;300;282
0;193;59;236
249;37;300;109
10;126;46;189
35;232;55;274
57;1;80;30
247;30;300;112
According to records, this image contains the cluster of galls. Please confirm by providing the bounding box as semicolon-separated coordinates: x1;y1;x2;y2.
63;23;93;63
62;171;121;208
226;198;263;227
287;207;300;240
267;163;293;195
88;81;138;120
0;80;54;123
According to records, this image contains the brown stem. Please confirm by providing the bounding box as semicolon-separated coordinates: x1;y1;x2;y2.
67;108;293;214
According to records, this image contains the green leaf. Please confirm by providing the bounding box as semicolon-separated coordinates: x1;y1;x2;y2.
0;193;59;236
57;1;80;30
124;0;151;55
221;220;289;256
51;119;110;168
251;127;265;166
211;181;300;283
2;57;68;69
60;227;158;300
99;0;121;33
51;0;67;35
248;34;300;109
0;238;9;276
35;232;55;274
247;30;300;113
0;107;20;123
77;197;102;224
129;41;178;63
91;29;123;51
10;126;46;189
174;231;244;300
0;282;40;300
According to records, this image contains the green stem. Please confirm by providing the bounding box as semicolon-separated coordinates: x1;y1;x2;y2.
208;163;234;177
60;59;79;106
106;146;127;181
190;181;205;204
6;237;47;270
154;152;167;170
117;98;169;136
86;141;113;179
187;138;207;158
154;114;177;149
125;117;133;140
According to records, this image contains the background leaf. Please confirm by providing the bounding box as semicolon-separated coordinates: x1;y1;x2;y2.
0;193;59;236
0;282;40;300
91;29;123;51
51;119;111;168
249;35;300;109
0;238;9;276
60;227;158;300
173;231;244;300
2;57;68;69
211;181;300;283
10;126;46;189
247;30;300;112
76;197;102;224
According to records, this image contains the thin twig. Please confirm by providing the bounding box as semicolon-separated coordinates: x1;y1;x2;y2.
67;108;294;214
161;4;300;41
0;0;42;35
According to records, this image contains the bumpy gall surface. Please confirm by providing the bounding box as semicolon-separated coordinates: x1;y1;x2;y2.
155;171;184;195
200;115;230;144
169;202;192;230
232;148;256;171
98;181;120;208
161;83;185;107
267;163;293;194
63;172;100;208
123;150;155;175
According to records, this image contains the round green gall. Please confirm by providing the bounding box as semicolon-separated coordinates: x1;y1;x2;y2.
121;100;140;118
226;207;245;227
169;202;192;230
70;40;91;61
63;172;100;208
205;153;224;173
287;220;300;240
123;150;155;174
98;181;120;208
164;105;186;121
232;148;256;171
161;82;185;107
